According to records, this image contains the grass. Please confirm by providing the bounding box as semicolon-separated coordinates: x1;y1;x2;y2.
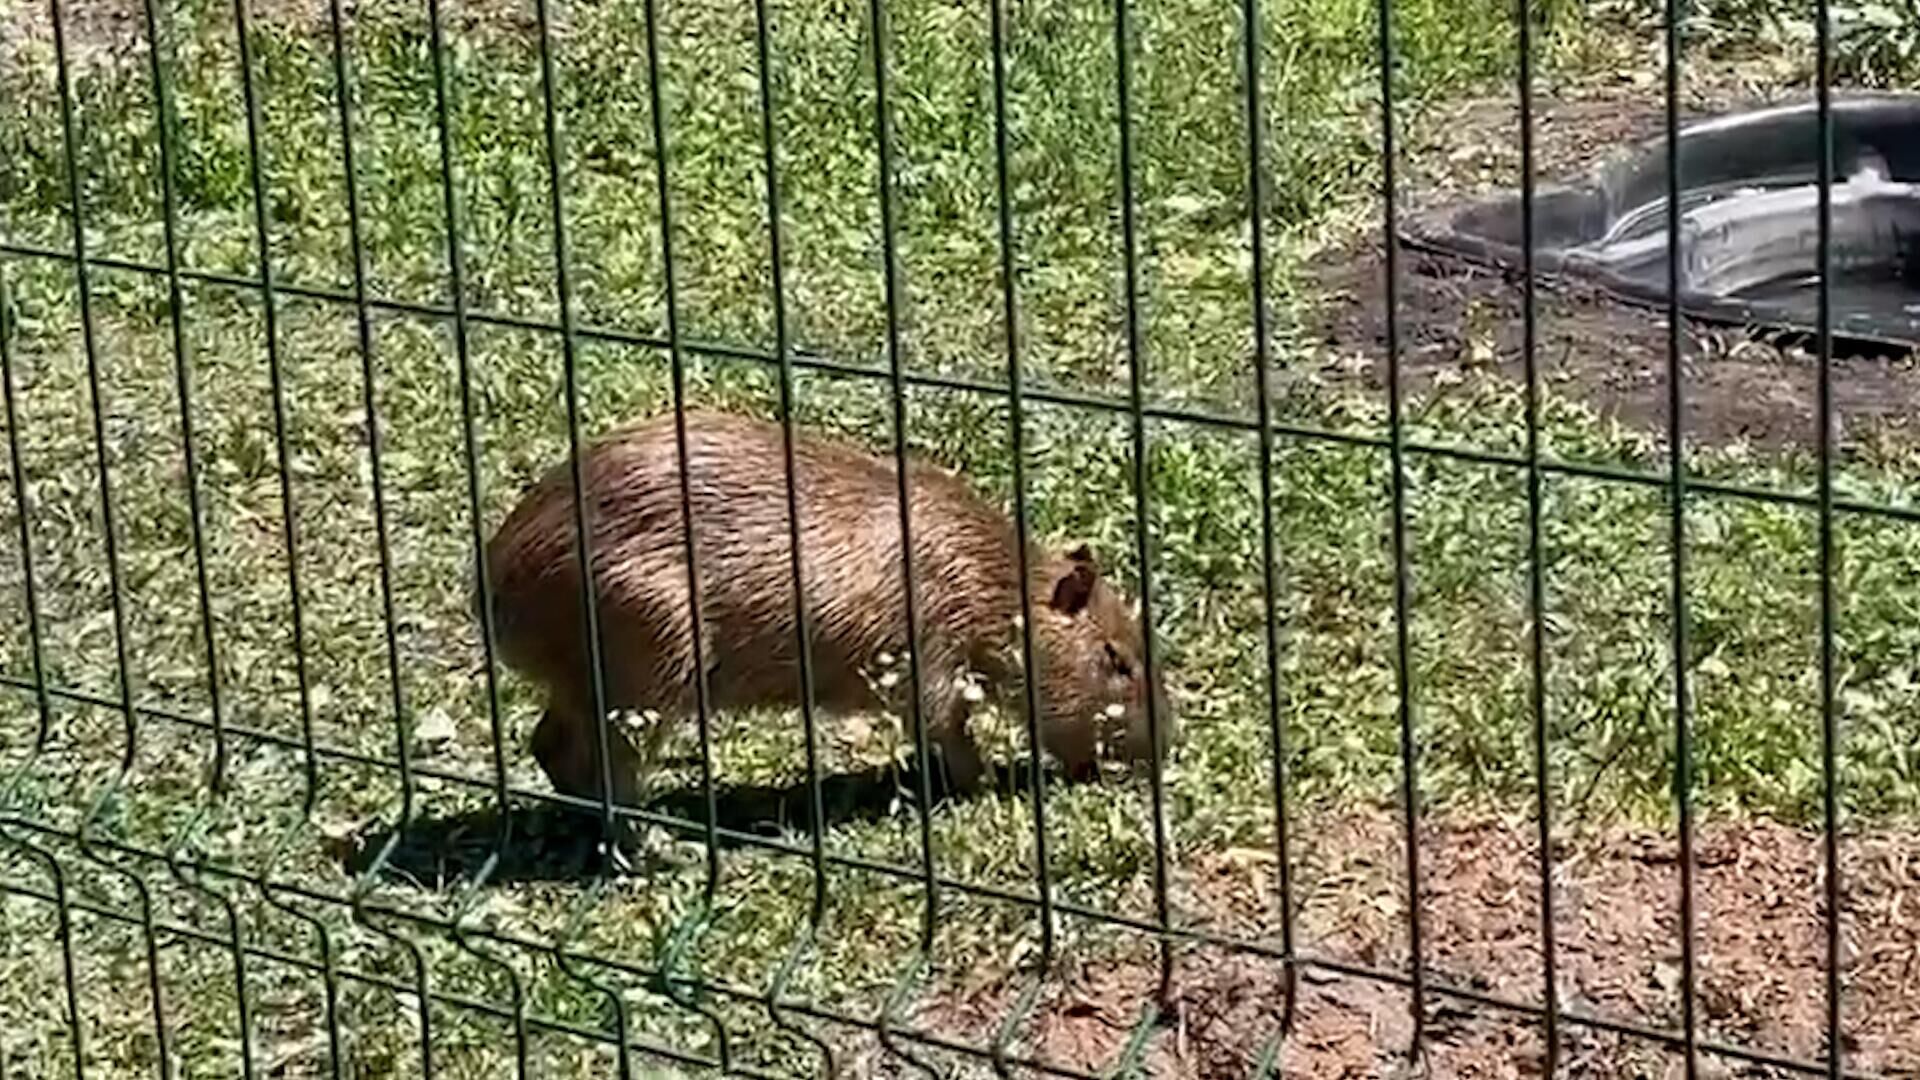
1;0;1918;1075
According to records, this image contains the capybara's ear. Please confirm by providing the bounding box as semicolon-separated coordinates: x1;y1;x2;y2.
1050;560;1097;616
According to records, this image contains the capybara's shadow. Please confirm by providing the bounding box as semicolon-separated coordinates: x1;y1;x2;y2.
340;758;1041;887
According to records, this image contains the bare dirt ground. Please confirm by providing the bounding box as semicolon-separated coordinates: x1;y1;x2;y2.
1310;243;1920;452
914;810;1920;1079
1305;83;1920;453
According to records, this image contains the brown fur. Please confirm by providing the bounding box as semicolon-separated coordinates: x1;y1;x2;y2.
483;408;1172;806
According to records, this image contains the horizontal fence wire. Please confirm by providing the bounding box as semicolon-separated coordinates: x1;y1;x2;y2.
0;669;1884;1079
0;806;1884;1080
3;238;1911;528
0;876;794;1080
0;0;1883;1074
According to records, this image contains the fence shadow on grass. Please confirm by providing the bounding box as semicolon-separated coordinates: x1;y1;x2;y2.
339;757;1042;887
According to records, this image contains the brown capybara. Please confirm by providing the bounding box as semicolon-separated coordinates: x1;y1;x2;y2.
482;408;1172;807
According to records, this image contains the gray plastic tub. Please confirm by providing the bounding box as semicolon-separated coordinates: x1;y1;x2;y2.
1400;93;1920;352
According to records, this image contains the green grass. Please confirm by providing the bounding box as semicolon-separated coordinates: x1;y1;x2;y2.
1;0;1917;1075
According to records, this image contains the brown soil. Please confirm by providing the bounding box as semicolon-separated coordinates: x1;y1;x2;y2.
1306;88;1920;453
912;812;1920;1079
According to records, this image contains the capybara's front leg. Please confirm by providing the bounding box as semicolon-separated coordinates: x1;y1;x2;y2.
530;697;646;811
928;695;987;797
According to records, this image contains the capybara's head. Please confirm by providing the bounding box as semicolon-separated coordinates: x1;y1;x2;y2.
1031;544;1173;779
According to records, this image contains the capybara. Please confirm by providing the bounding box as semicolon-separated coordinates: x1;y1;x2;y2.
483;408;1172;807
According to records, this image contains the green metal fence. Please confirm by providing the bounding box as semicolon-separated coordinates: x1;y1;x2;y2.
0;0;1881;1075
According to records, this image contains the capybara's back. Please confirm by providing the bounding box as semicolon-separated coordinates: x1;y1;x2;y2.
484;408;1169;805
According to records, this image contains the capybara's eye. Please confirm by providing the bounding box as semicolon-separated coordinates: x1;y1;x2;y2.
1104;642;1133;678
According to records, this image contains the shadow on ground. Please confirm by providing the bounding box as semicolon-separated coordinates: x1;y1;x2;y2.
339;757;1039;887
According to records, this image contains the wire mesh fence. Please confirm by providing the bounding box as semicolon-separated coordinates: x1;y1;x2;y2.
0;0;1902;1075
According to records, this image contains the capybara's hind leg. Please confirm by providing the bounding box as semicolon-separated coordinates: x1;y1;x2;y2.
530;698;646;810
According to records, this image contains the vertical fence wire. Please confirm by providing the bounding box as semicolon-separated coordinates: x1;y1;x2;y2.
424;0;496;823
0;797;85;1079
1515;0;1559;1068
987;0;1059;971
45;2;178;1075
193;6;340;1075
137;0;227;877
255;801;346;1080
741;0;815;904
742;0;848;1069
522;0;639;1070
305;0;460;1065
628;0;725;890
1812;1;1843;1075
551;880;636;1078
396;0;530;1065
447;861;532;1080
984;0;1068;1064
1238;0;1298;1037
1109;0;1175;1004
0;273;46;832
624;0;748;1058
1374;0;1427;1054
864;0;931;918
231;0;327;882
296;0;438;1066
865;0;939;956
748;0;816;896
0;267;88;1080
138;9;280;1075
417;0;531;1067
740;0;857;1066
0;812;85;1079
855;0;944;1069
518;0;615;853
1661;0;1701;1074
